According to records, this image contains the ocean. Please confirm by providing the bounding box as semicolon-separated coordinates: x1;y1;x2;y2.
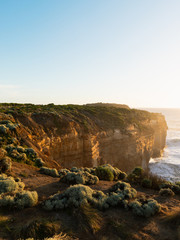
145;108;180;183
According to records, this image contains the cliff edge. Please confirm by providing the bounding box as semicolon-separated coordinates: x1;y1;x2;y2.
0;103;167;172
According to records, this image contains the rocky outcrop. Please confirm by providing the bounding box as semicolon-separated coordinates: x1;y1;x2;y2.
0;104;167;172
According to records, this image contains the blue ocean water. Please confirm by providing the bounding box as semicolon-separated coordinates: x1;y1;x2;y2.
145;108;180;182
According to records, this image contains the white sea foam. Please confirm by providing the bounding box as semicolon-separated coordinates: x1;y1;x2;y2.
145;108;180;182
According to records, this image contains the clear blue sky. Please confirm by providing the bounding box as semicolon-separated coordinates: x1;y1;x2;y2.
0;0;180;108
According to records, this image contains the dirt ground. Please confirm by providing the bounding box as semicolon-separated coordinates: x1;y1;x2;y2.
0;162;178;240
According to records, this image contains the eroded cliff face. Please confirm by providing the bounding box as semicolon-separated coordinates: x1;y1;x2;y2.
0;105;167;172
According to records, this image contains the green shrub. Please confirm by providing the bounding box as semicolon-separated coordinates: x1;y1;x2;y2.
58;169;70;178
6;122;19;131
60;171;99;185
0;174;38;209
25;148;37;158
0;156;12;173
0;121;19;133
129;198;161;217
70;167;78;172
5;144;40;166
119;171;127;180
171;184;180;194
0;125;8;134
109;181;137;200
127;167;144;184
83;167;96;175
0;120;12;125
43;181;137;211
160;181;173;189
175;182;180;186
147;173;166;190
159;188;175;197
59;164;126;185
0;148;7;160
17;153;27;161
95;164;127;181
160;182;180;195
0;190;38;209
132;167;144;177
13;190;38;209
44;184;94;210
0;174;25;193
5;144;16;153
128;168;166;190
141;178;152;188
95;166;114;181
17;146;25;153
127;173;139;183
35;158;45;167
40;167;59;177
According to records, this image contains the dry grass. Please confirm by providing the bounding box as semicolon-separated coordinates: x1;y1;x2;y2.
11;219;61;240
71;204;102;235
162;209;180;226
142;171;167;190
161;209;180;240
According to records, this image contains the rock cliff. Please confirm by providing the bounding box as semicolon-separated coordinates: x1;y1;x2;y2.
0;103;167;172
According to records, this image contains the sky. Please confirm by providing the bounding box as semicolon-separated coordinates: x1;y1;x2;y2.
0;0;180;108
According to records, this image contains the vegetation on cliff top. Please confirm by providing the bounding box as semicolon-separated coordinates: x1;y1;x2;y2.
0;103;164;133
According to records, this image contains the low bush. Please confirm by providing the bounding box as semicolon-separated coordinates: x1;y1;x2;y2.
6;122;19;131
128;167;168;190
132;167;144;177
60;171;99;185
5;144;40;166
176;182;180;186
58;169;70;178
159;188;175;197
25;148;37;158
0;148;7;160
0;120;12;125
35;158;45;167
95;166;114;181
160;182;180;195
146;173;166;190
141;178;152;188
0;125;8;134
0;174;38;209
0;190;38;209
59;165;124;185
109;181;137;199
40;167;59;177
16;146;25;153
0;156;12;173
0;121;19;134
59;164;127;184
44;181;161;217
95;164;127;181
43;181;137;211
0;174;25;194
129;198;161;217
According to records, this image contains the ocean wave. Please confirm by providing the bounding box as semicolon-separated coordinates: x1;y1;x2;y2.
149;161;180;182
147;108;180;182
166;138;180;146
